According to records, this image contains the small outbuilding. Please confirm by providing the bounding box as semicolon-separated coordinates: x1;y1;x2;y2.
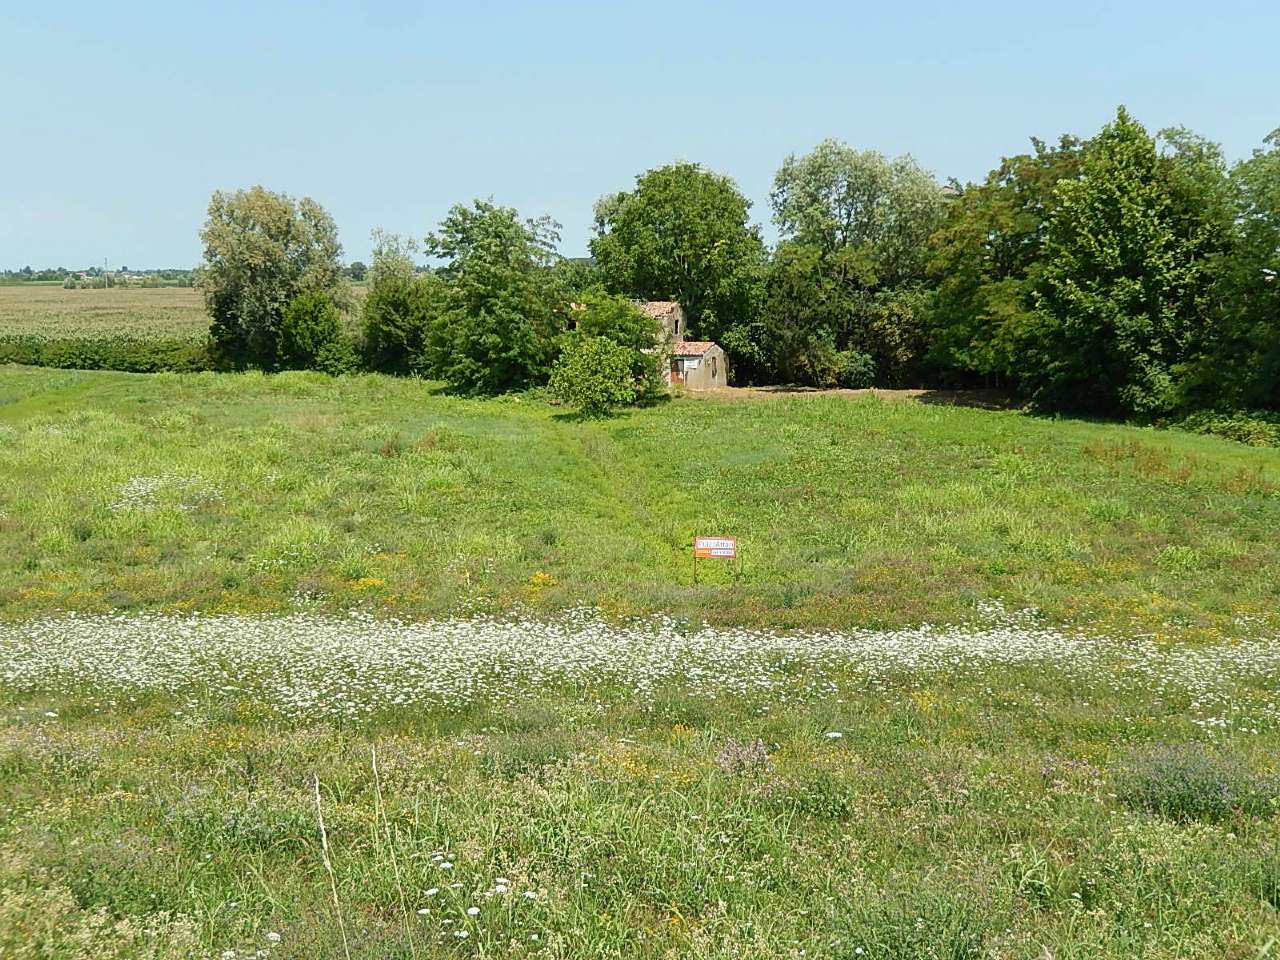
667;340;727;390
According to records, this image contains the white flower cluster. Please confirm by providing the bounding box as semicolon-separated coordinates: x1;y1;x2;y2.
108;474;221;513
412;861;542;941
2;607;1277;727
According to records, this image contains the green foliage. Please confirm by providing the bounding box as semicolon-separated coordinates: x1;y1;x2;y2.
360;232;440;376
1172;410;1280;447
925;136;1087;380
763;242;849;386
548;335;637;417
1184;131;1280;411
547;257;600;300
197;186;348;371
0;335;210;372
420;200;568;393
764;242;919;388
767;141;946;386
1028;108;1234;415
771;139;946;283
570;287;663;394
278;291;355;375
590;162;766;375
1115;745;1279;823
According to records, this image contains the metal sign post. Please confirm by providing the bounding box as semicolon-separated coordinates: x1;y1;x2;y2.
693;536;739;584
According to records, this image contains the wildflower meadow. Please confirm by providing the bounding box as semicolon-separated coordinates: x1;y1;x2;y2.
2;366;1280;958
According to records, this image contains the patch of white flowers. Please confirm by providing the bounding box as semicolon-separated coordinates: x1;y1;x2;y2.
0;605;1276;727
108;474;221;513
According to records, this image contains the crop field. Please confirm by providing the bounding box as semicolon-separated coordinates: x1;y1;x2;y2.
3;365;1280;958
0;284;208;341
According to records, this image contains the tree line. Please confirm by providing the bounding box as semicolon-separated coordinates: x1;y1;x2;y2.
197;106;1280;419
1;266;195;286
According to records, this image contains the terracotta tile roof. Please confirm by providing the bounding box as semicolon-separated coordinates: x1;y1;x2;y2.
672;341;717;356
637;300;679;317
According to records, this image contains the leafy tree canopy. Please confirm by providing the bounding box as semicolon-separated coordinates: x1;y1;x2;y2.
197;186;347;370
1030;107;1234;415
421;200;568;394
771;139;946;285
925;135;1088;379
589;162;766;352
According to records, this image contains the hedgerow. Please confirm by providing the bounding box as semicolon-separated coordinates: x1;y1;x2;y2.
0;335;211;373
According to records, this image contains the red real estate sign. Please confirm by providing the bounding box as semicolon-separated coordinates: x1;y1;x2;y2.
694;536;738;559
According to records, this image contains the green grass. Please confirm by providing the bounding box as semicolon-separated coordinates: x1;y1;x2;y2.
5;364;1280;958
1;365;1278;632
6;653;1280;958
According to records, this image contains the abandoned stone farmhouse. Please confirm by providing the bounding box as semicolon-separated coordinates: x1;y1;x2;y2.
635;301;728;389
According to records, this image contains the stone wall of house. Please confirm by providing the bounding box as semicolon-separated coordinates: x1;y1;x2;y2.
678;345;727;389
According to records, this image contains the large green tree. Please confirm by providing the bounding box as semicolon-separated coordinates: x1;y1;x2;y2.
767;140;947;385
925;136;1088;381
590;162;766;377
1029;108;1233;414
771;139;946;284
421;200;568;394
196;186;347;370
1187;131;1280;410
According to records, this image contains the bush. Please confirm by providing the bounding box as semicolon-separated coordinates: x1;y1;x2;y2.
549;336;637;417
1172;410;1280;447
1114;744;1280;822
278;291;355;374
571;288;663;397
835;349;876;388
0;336;211;373
361;237;440;376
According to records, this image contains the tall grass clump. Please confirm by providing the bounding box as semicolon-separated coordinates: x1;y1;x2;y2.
1114;744;1280;823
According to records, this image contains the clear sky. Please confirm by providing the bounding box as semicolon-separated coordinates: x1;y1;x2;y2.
3;1;1277;269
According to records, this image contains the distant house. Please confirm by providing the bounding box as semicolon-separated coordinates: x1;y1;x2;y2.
567;299;728;390
667;340;727;389
634;300;727;390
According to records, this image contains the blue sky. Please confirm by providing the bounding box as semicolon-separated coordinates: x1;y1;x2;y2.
3;1;1277;269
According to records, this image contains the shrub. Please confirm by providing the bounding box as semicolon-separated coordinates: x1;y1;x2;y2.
0;335;211;373
549;335;637;417
835;349;876;388
571;287;663;397
278;291;355;374
1114;744;1280;822
361;235;440;375
1172;410;1280;447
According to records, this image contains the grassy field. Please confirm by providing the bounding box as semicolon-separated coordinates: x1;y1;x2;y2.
1;365;1278;632
4;365;1280;958
0;285;208;341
